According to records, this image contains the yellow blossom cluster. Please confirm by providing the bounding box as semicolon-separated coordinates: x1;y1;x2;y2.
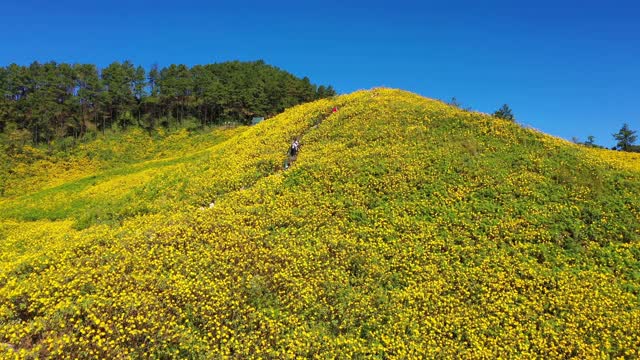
0;88;639;358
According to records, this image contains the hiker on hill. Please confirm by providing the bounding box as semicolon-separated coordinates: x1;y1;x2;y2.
332;106;338;113
290;140;299;156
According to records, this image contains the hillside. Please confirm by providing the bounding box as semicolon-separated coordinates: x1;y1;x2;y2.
1;88;639;358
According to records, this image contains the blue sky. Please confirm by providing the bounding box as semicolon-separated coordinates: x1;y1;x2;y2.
2;0;639;147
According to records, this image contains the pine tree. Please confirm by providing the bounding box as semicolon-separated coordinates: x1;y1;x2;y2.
493;104;515;121
75;64;101;135
613;123;638;152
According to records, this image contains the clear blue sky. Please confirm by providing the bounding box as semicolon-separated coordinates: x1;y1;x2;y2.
2;0;639;147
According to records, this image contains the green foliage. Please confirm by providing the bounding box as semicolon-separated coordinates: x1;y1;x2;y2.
493;103;515;121
573;135;605;149
446;97;472;111
613;123;638;152
0;144;8;196
0;60;334;145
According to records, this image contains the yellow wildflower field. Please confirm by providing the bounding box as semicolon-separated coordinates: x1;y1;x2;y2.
0;89;639;358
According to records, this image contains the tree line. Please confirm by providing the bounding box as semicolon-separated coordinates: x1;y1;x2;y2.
574;123;640;152
0;60;335;145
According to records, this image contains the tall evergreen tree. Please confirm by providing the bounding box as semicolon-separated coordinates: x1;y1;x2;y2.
132;66;147;124
76;64;101;135
142;64;161;128
0;67;9;133
613;123;638;152
102;61;137;128
493;104;515;121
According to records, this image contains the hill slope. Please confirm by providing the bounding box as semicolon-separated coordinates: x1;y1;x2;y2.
1;89;639;358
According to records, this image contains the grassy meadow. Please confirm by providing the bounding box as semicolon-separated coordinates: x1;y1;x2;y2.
1;89;639;358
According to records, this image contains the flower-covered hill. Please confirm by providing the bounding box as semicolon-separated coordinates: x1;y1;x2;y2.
1;88;639;358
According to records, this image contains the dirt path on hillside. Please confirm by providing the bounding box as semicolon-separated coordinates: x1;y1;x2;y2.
284;108;337;169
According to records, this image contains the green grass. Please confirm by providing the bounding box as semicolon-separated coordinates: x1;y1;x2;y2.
0;126;248;228
0;89;639;358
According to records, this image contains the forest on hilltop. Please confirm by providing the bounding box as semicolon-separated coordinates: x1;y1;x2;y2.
0;60;335;145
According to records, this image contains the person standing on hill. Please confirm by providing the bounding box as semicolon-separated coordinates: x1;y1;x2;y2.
290;140;299;156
